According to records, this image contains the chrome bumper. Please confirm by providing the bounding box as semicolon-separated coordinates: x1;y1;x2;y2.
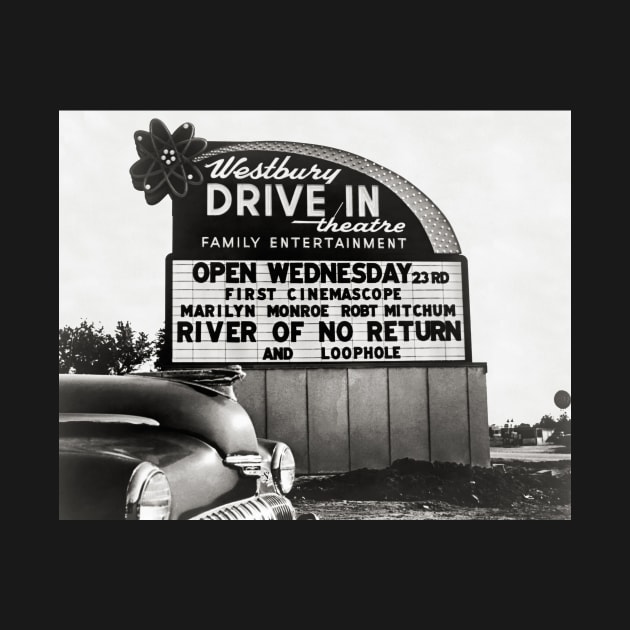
190;493;296;520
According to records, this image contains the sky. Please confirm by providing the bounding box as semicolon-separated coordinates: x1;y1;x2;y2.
59;110;571;425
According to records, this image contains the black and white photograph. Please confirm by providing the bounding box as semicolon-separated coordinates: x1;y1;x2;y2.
59;110;571;520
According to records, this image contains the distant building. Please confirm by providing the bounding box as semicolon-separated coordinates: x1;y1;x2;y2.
514;426;555;445
489;424;554;446
489;424;503;438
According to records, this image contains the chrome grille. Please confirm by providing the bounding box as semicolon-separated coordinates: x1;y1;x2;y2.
191;494;296;520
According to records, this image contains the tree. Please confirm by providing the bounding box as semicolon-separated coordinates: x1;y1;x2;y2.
59;320;114;374
535;414;557;429
556;412;571;434
153;326;169;371
110;322;153;375
59;320;154;375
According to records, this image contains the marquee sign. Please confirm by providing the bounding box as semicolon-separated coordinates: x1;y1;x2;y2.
130;119;472;367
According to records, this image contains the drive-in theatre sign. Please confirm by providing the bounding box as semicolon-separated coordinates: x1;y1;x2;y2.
130;119;488;471
130;120;471;366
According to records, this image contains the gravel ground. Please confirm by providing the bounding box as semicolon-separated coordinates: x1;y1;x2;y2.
289;446;571;520
293;499;571;520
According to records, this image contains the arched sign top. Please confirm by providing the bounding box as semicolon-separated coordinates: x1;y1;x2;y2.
192;141;462;255
129;120;473;367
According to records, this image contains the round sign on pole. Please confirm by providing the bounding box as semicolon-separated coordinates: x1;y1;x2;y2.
554;390;571;409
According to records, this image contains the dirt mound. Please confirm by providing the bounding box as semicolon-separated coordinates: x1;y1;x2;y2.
289;458;571;508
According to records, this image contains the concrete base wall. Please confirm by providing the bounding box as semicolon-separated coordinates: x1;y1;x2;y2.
235;365;489;473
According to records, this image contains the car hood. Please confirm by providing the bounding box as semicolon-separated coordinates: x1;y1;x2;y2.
59;422;254;519
59;374;258;457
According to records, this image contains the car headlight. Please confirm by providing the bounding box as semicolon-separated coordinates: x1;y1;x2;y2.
125;462;172;520
271;444;295;495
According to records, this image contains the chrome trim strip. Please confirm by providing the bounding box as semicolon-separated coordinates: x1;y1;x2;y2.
224;454;263;477
59;413;159;426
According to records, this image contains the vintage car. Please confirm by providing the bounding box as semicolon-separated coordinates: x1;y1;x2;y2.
59;366;315;520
